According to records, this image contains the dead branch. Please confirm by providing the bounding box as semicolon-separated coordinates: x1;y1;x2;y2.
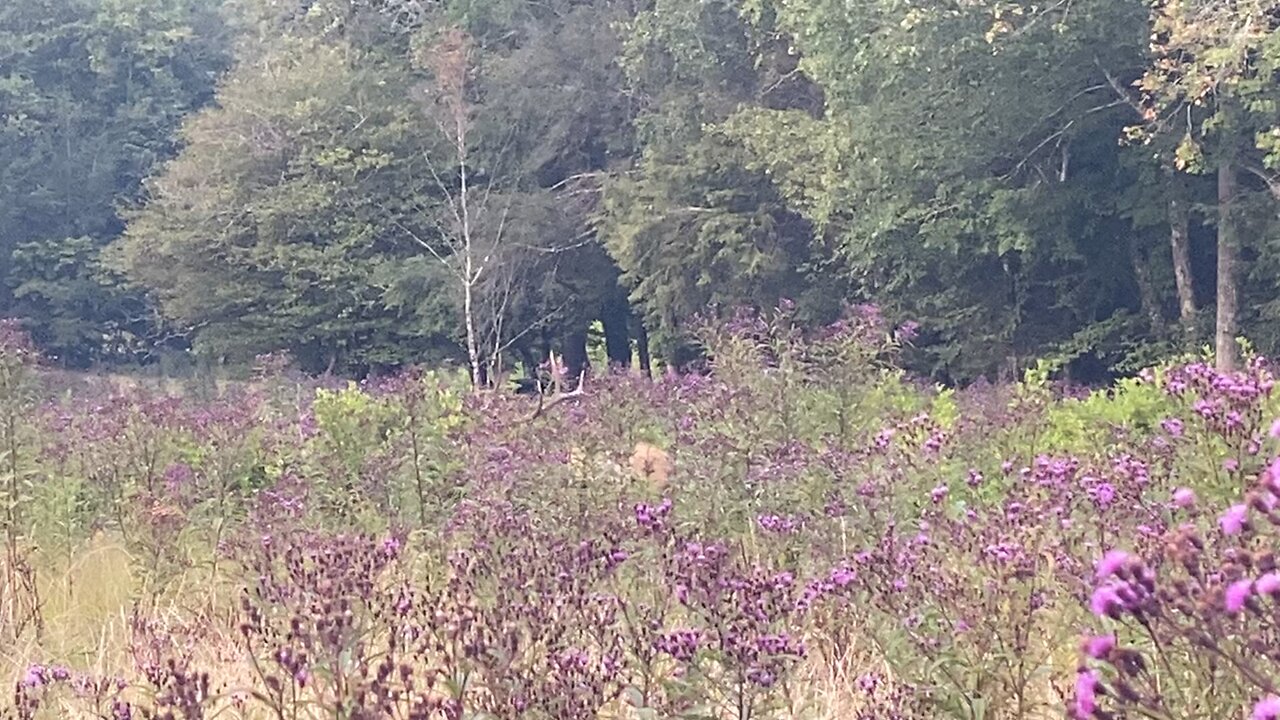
1244;164;1280;201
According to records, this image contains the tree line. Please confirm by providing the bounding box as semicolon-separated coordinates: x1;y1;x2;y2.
2;0;1279;384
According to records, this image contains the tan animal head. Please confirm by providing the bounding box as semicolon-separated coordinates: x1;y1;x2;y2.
628;441;671;492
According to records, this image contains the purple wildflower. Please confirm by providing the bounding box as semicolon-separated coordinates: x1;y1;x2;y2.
1082;634;1115;659
1221;504;1250;536
930;484;948;503
1172;487;1196;509
1255;696;1280;720
1095;550;1132;580
1258;572;1280;596
381;536;403;558
1091;482;1116;508
1089;585;1123;618
1073;668;1099;717
757;513;801;534
21;665;45;688
1225;579;1254;613
829;565;856;587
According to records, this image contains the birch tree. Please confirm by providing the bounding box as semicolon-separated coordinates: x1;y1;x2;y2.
412;28;498;388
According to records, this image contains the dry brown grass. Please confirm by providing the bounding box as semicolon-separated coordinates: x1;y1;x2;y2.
2;534;271;718
3;536;137;674
791;631;894;719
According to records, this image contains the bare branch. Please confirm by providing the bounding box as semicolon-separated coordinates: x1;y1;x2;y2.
548;171;609;193
387;217;466;282
421;151;464;230
1094;60;1147;119
512;234;597;254
759;67;804;101
1014;83;1111;146
477;127;520;216
1004;99;1127;181
471;202;512;284
1244;164;1280;201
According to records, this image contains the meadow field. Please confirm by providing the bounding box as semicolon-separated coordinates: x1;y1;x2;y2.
2;310;1279;720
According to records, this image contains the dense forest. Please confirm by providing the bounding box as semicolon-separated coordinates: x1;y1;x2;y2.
3;0;1280;383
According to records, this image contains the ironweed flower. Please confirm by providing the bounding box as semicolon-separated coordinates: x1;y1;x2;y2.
1073;454;1280;718
1096;550;1133;580
757;513;802;534
1221;504;1250;535
1090;585;1124;618
1225;578;1254;614
1082;634;1115;660
1172;487;1196;509
1071;668;1100;718
655;628;703;661
1255;696;1280;720
1258;572;1280;596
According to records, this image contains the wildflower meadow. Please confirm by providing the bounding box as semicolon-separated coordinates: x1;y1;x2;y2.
3;309;1280;719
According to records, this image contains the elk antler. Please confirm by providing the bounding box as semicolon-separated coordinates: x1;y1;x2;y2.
523;352;586;422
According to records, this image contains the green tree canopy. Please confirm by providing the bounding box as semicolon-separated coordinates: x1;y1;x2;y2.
0;0;229;365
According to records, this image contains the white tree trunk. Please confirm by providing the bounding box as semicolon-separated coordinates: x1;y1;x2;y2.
463;278;481;387
457;120;483;388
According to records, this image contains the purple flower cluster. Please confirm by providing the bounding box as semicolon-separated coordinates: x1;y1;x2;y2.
1159;359;1275;441
756;512;803;534
1087;550;1156;619
1073;450;1280;718
634;497;672;532
12;664;131;720
654;628;703;661
661;536;810;711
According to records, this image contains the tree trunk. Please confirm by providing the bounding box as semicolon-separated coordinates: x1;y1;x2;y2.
635;319;652;378
562;329;590;382
1215;159;1239;372
1169;184;1197;334
1129;240;1163;332
601;290;632;369
540;328;552;369
518;345;538;381
457;93;483;389
463;279;482;388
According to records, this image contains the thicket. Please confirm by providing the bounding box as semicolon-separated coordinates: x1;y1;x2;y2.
2;312;1280;718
